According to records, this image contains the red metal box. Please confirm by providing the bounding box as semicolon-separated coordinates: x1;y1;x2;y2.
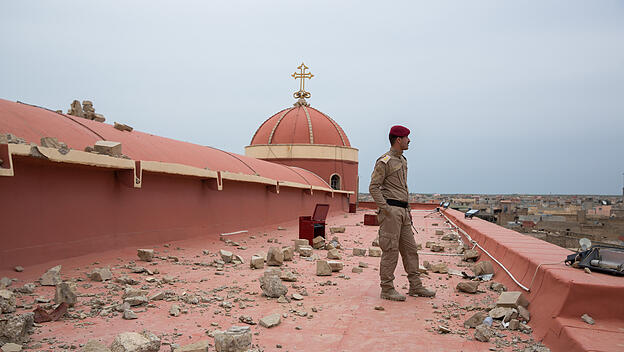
299;204;329;245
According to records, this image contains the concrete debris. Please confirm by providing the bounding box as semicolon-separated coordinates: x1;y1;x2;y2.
352;267;363;274
472;261;494;276
298;246;313;257
266;247;284;266
40;265;62;286
54;282;78;307
352;248;366;256
3;133;27;145
213;326;252;352
0;313;34;345
259;313;281;328
430;244;445;252
368;247;382;257
174;340;210;352
518;305;530;322
259;271;288;298
109;331;160;352
456;281;479;294
94;141;122;157
463;249;480;261
327;260;343;272
13;267;23;273
279;270;297;282
312;236;325;249
293;239;309;252
122;287;146;299
16;283;35;295
277;295;290;304
232;254;245;264
374;306;385;311
169;304;181;317
220;250;233;263
438;325;452;334
441;233;457;241
330;227;345;234
122;310;138;320
40;137;62;148
489;307;513;319
114;122;133;132
136;249;154;262
429;262;448;274
88;268;113;282
474;324;492;342
372;236;380;247
358;262;369;268
0;290;16;314
503;308;519;323
68;100;84;118
282;246;294;261
250;255;264;269
464;311;488;328
291;293;304;301
327;249;341;260
489;282;506;292
316;260;332;276
496;291;529;309
581;313;594;325
124;296;148;306
82;339;112;352
1;343;22;352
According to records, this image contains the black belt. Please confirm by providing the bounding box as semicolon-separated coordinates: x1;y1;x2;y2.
386;199;409;208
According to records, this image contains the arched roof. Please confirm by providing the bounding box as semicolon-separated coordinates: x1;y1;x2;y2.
250;105;351;147
0;99;331;188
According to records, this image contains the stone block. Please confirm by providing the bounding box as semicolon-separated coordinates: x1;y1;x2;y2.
259;313;281;328
137;249;154;262
496;291;529;308
330;227;345;234
82;339;111;352
0;289;16;314
327;249;341;260
213;326;251;352
368;247;382;257
174;340;210;352
54;282;77;307
298;246;313;257
456;281;479;294
1;343;22;352
40;265;62;286
518;305;530;322
463;311;487;328
293;239;309;252
94;141;122;157
259;272;288;298
352;248;366;256
219;250;233;263
488;307;513;319
316;260;332;276
279;270;297;282
474;324;492;342
88;268;113;282
281;246;294;261
430;244;445;252
463;249;480;261
508;319;520;330
472;261;494;276
352;267;363;273
312;236;325;249
113;122;133;132
0;313;34;345
429;262;448;274
327;260;343;272
250;255;264;269
110;331;160;352
40;137;62;148
266;247;284;266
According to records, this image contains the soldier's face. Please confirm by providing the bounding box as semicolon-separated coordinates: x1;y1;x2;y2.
398;136;410;150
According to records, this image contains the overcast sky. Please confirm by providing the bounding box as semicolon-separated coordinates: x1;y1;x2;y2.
1;1;623;195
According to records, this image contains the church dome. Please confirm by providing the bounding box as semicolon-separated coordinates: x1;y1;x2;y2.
250;105;350;147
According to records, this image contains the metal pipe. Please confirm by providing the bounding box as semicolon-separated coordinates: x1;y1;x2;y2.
440;210;531;292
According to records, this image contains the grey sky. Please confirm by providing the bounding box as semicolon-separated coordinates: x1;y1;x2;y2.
1;1;623;195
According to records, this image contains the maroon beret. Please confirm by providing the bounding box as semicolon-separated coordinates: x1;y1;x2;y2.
389;125;410;137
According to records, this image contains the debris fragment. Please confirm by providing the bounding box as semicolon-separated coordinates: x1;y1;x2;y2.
259;270;288;298
266;247;284;266
174;340;210;352
496;291;529;309
40;265;62;286
250;255;264;269
137;249;154;262
463;249;480;261
368;247;382;257
474;324;492;342
456;281;479;294
13;267;23;273
88;268;113;282
472;261;494;276
114;122;133;132
109;331;160;352
213;326;252;352
33;302;67;323
464;311;488;328
312;236;325;249
316;260;332;276
94;141;122;157
581;313;595;325
330;227;345;234
0;313;34;345
220;250;233;263
352;248;366;256
54;282;78;307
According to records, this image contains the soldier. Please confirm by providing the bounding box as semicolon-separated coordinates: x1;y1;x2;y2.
369;125;436;301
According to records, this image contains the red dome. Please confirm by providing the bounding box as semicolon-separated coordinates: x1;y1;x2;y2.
250;105;350;147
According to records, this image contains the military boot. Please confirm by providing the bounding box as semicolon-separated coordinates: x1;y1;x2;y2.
408;286;436;297
380;288;406;301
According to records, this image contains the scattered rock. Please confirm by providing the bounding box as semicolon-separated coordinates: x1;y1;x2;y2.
13;267;23;273
463;249;480;261
488;307;512;319
316;260;332;276
213;326;252;352
266;247;284;266
464;311;488;328
441;233;457;241
435;230;444;236
259;271;288;298
124;296;148;306
359;262;369;268
474;324;492;342
54;282;78;307
368;247;382;257
581;313;594;325
330;227;345;234
293;239;309;252
114;122;133;132
374;306;384;311
259;313;281;328
327;260;343;272
0;313;34;345
16;283;35;295
122;310;138;320
438;325;452;334
0;290;16;314
94;141;122;157
281;247;294;261
496;291;529;309
509;318;520;330
429;262;448;274
137;249;154;262
298;246;313;257
279;270;297;282
312;236;325;249
490;282;506;292
472;261;494;276
291;293;304;301
170;305;181;317
174;340;210;352
518;305;530;322
88;268;113;282
430;244;445;252
352;248;366;256
220;250;233;263
456;281;479;294
327;249;341;260
250;255;264;269
110;331;160;352
352;267;363;274
40;265;62;286
1;343;22;352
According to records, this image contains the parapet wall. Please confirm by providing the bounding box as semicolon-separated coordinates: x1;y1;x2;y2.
442;208;624;352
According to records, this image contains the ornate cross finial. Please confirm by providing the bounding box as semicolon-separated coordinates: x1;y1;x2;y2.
292;63;314;102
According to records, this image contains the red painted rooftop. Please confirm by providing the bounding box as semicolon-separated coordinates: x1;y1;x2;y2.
249;105;351;147
0;99;331;188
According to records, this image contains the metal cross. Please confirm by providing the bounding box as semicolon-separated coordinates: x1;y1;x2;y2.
292;63;314;99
